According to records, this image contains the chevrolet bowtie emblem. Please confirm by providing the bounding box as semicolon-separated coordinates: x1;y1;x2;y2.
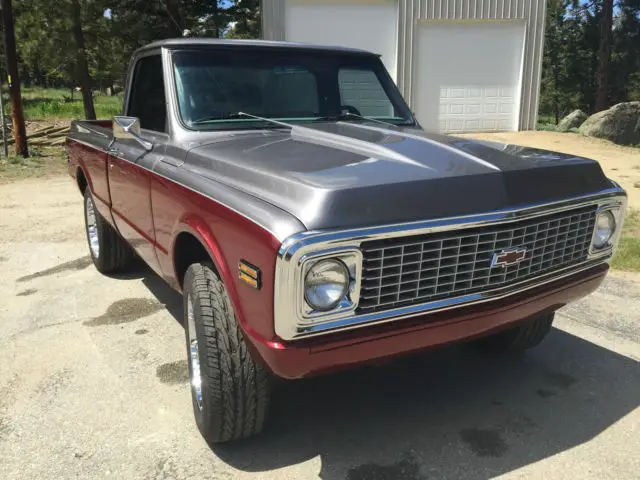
491;248;527;268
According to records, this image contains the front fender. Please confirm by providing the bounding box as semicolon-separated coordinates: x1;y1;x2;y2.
150;169;299;344
170;213;283;345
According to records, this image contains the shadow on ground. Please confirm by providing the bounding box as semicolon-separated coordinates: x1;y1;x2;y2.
140;265;640;480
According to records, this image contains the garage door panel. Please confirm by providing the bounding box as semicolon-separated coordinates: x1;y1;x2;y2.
500;103;513;114
484;104;497;114
413;21;526;133
465;104;481;115
284;0;398;79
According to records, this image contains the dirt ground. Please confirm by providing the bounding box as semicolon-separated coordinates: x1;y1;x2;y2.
1;134;639;479
462;131;640;210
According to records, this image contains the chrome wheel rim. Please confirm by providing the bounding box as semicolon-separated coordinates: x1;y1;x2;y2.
85;195;100;259
187;295;203;411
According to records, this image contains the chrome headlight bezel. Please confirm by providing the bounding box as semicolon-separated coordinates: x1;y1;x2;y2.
589;204;625;255
298;249;362;320
592;210;616;249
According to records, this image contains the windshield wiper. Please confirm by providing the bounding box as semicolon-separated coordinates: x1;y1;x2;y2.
189;112;288;128
314;112;412;127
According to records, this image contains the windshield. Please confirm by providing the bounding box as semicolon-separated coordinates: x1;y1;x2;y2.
172;49;414;130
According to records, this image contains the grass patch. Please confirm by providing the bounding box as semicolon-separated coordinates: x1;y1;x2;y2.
536;115;557;131
0;147;67;182
611;209;640;272
536;123;558;131
3;86;122;120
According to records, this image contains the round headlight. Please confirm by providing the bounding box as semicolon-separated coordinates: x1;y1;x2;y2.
304;259;350;311
593;211;616;249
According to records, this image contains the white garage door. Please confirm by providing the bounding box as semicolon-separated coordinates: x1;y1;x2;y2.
284;0;398;80
412;21;526;133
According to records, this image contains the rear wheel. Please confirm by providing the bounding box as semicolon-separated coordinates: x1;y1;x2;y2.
472;313;555;353
183;263;271;444
83;189;133;274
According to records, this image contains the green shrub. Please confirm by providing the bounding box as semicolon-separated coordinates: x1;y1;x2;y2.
611;210;640;272
3;86;123;120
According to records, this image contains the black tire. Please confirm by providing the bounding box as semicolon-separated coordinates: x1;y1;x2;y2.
472;313;555;353
83;188;133;274
183;263;271;444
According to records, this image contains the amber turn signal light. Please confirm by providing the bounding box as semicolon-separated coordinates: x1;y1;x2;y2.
238;260;261;290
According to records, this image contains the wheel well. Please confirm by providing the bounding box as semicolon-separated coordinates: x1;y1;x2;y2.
174;232;214;289
76;168;88;194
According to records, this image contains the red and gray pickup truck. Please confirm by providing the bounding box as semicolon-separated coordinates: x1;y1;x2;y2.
66;39;627;443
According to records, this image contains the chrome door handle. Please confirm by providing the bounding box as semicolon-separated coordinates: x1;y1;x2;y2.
108;148;127;161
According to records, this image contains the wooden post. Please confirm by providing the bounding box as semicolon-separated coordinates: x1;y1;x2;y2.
1;0;28;157
0;66;8;156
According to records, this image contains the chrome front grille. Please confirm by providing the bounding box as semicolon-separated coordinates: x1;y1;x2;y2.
357;205;598;314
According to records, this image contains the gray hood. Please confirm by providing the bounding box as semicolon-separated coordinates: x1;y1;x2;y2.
184;122;612;230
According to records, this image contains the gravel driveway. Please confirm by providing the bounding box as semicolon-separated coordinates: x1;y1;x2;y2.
1;173;639;479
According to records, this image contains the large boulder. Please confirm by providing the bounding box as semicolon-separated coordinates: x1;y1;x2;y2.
579;102;640;145
556;109;588;132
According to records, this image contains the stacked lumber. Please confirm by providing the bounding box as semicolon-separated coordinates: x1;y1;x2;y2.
28;125;69;147
5;124;70;147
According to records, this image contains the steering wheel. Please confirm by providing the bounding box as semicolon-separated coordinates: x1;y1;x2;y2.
340;105;362;116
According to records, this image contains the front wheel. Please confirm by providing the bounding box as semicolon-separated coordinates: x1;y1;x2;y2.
183;263;271;444
471;312;555;353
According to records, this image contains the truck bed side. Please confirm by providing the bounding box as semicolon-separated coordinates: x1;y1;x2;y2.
67;120;116;227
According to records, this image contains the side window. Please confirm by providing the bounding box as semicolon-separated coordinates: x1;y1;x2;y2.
127;55;167;132
338;68;394;118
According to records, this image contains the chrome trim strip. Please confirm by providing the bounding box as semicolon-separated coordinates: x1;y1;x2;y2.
588;202;624;255
278;187;626;260
67;136;106;150
297;248;363;321
274;187;627;341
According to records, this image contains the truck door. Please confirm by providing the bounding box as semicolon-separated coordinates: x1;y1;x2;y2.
108;53;167;275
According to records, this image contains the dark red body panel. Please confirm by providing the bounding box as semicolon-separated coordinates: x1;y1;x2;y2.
150;175;282;342
109;155;161;274
67;140;113;222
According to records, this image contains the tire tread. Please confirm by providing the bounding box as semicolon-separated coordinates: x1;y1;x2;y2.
84;189;133;274
185;263;270;443
473;313;555;353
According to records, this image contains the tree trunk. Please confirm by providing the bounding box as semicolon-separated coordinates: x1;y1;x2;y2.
212;1;219;38
595;0;614;112
71;0;96;120
1;0;28;157
554;67;560;125
166;0;183;37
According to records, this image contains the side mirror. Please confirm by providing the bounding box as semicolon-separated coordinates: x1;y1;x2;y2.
112;116;153;151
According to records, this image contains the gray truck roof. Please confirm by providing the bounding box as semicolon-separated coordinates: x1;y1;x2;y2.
135;38;377;56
